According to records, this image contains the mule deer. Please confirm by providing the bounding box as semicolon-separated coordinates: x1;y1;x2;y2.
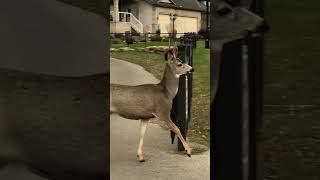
110;47;193;162
210;0;269;104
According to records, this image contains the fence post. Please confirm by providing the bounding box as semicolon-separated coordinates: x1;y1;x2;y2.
211;1;265;180
170;36;193;151
145;33;147;47
248;1;265;179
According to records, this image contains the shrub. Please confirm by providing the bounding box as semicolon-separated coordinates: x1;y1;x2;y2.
155;29;161;36
114;33;123;38
150;35;162;41
131;31;140;36
125;36;134;45
124;31;131;37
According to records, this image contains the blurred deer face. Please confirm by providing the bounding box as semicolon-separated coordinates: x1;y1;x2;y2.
212;0;269;44
165;49;193;78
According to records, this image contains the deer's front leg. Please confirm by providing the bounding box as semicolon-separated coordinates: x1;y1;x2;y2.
166;121;191;157
158;113;191;157
137;119;148;162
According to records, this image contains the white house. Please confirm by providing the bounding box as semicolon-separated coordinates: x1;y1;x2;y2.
110;0;207;36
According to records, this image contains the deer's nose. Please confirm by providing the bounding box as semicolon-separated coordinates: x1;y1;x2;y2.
190;68;194;72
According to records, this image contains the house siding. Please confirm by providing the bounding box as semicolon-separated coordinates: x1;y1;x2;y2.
110;22;131;34
137;1;154;32
155;7;202;33
110;0;203;34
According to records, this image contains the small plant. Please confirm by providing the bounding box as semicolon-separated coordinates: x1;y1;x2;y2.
124;31;131;37
131;31;140;36
125;36;134;45
155;29;161;36
150;35;162;41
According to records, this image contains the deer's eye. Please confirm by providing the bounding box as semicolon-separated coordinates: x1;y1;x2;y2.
177;64;182;67
217;7;232;16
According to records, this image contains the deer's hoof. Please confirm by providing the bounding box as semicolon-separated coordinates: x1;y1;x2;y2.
185;150;191;157
137;155;145;162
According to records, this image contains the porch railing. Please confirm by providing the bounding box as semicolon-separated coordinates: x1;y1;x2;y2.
110;11;143;33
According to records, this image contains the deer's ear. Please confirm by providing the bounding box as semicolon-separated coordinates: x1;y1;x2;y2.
164;51;169;61
164;50;174;62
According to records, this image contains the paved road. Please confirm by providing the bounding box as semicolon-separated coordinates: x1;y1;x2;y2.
110;58;210;180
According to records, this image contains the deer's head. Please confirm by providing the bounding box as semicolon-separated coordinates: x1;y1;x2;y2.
164;47;193;78
212;0;269;47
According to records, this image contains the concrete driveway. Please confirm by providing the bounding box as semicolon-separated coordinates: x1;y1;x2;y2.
110;58;210;180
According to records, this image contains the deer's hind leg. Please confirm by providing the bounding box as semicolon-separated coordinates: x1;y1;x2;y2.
137;119;149;162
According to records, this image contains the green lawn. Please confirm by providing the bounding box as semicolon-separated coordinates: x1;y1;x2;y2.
110;40;210;146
